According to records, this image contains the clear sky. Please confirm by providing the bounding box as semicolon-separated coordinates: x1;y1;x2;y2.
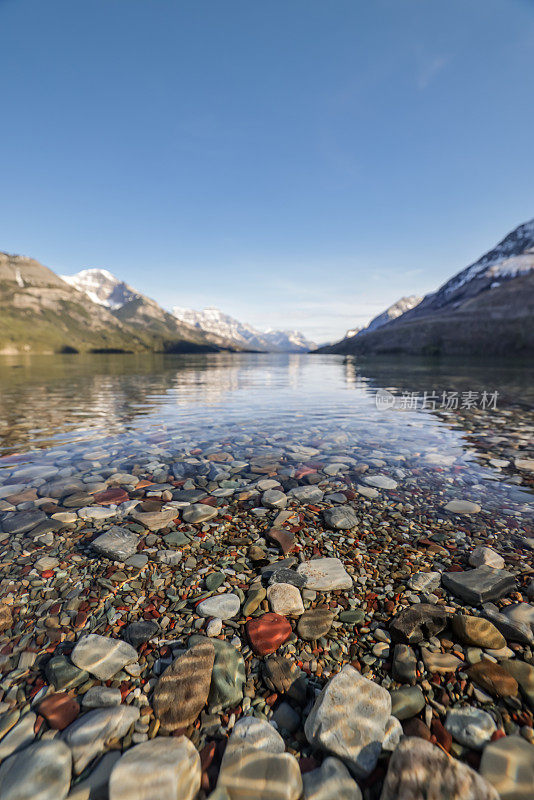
1;0;534;343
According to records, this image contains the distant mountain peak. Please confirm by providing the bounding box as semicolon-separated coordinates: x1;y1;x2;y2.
61;268;140;309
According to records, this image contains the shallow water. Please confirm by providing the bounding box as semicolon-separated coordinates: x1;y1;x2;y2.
0;353;532;518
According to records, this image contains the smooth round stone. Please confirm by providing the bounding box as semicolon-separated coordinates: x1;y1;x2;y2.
323;507;359;530
302;756;362;800
452;615;506;649
37;693;80;730
420;648;462;674
297;558;352;591
71;635;138;680
408;572;441;592
390;686;425;720
467;661;519;698
470;547;505;569
92;526;140;561
392;644;417;683
373;642;390;658
63;705;140;774
0;739;71;800
109;736;201;800
480;735;534;799
153;641;215;730
243;585;266;616
181;504;218;523
445;707;496;749
267;583;304;616
262;490;287;509
197;593;240;620
363;475;397;490
78;506;116;520
125;553;148;569
206;617;223;636
45;655;88;690
246;613;293;656
93;488;129;505
298;607;335;641
444;500;481;514
123;620;159;649
288;486;324;503
226;717;285;753
339;609;365;625
356;485;379;499
0;713;36;761
205;572;225;591
1;509;46;534
82;686;122;708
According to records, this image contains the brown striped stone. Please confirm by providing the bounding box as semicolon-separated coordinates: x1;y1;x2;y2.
297;607;335;641
0;603;12;633
153;641;215;730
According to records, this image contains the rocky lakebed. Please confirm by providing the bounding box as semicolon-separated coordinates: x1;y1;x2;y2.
0;364;533;800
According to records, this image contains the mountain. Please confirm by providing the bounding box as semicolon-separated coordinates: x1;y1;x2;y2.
317;219;534;357
61;268;139;309
172;306;316;352
342;295;422;341
0;256;238;354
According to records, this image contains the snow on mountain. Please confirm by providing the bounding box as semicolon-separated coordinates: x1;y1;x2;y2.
61;269;139;309
342;296;422;341
172;306;316;352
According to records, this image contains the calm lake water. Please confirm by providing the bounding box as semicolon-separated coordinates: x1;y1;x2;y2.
0;353;532;517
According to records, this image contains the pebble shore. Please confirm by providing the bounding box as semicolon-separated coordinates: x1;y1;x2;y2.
0;411;533;800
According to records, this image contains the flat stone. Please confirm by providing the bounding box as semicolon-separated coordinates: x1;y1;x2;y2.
288;486;324;503
130;507;178;530
304;664;391;778
267;528;296;555
224;717;285;753
243;585;266;616
444;500;481;514
323;507;359;530
189;635;245;713
122;620;159;649
467;661;519;698
78;506;116;520
0;739;72;800
267;583;304;616
515;458;534;471
62;705;140;774
500;659;534;708
380;737;499;799
153;641;215;730
1;509;46;534
262;656;307;705
262;489;287;509
392;644;417;683
205;572;225;591
390;686;425;720
71;635;138;680
268;568;307;588
0;603;13;633
363;475;397;490
297;558;352;591
181;504;218;523
92;526;140;561
302;756;362;800
297;607;335;640
246;613;292;656
408;572;441;592
452;615;506;649
356;485;378;499
82;686;122;708
421;648;462;674
339;609;365;625
38;693;80;730
109;736;201;800
480;735;534;799
501;603;534;636
389;604;447;644
445;707;496;749
442;567;515;605
469;547;505;569
197;593;240;620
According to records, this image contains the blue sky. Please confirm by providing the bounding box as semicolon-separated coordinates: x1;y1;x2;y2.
1;0;534;342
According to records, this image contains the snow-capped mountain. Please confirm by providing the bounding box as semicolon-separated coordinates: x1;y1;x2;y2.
172;306;316;352
61;269;140;309
341;296;421;341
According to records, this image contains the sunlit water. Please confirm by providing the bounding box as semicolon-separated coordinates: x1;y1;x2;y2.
0;353;532;518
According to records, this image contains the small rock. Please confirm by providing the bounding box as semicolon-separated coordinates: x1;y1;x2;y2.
452;615;506;649
267;583;304;616
182;504;218;524
445;707;496;749
480;735;534;800
323;507;359;530
246;613;292;656
467;661;519;698
298;607;335;641
109;736;201;800
38;693;80;730
197;593;240;620
389;604;447;644
444;500;481;514
92;526;140;561
469;547;505;569
297;558;352;591
390;686;425;720
0;740;71;800
302;756;362;800
71;635;138;680
442;567;515;605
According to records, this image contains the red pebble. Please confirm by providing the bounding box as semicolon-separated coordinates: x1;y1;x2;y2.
38;693;80;730
246;613;292;656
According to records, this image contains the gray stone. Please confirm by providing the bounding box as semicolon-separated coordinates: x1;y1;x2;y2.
130;507;178;530
501;659;534;709
288;486;324;503
45;655;88;690
71;635;138;680
304;665;391;777
123;620;159;649
444;500;481;514
225;717;284;753
66;751;120;800
109;736;201;800
297;558;352;591
408;572;441;592
483;602;534;645
445;707;496;749
469;547;505;569
267;583;304;616
0;713;36;760
197;593;240;620
323;507;359;530
181;504;218;524
262;489;288;509
0;739;71;800
392;644;417;683
268;568;307;588
389;604;447;644
302;757;362;800
92;526;140;561
62;705;140;774
480;735;534;800
363;475;397;490
390;686;425;720
82;686;122;708
189;635;245;714
1;509;46;534
442;567;515;605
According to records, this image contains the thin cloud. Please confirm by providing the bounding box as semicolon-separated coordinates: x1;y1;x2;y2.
417;55;449;90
